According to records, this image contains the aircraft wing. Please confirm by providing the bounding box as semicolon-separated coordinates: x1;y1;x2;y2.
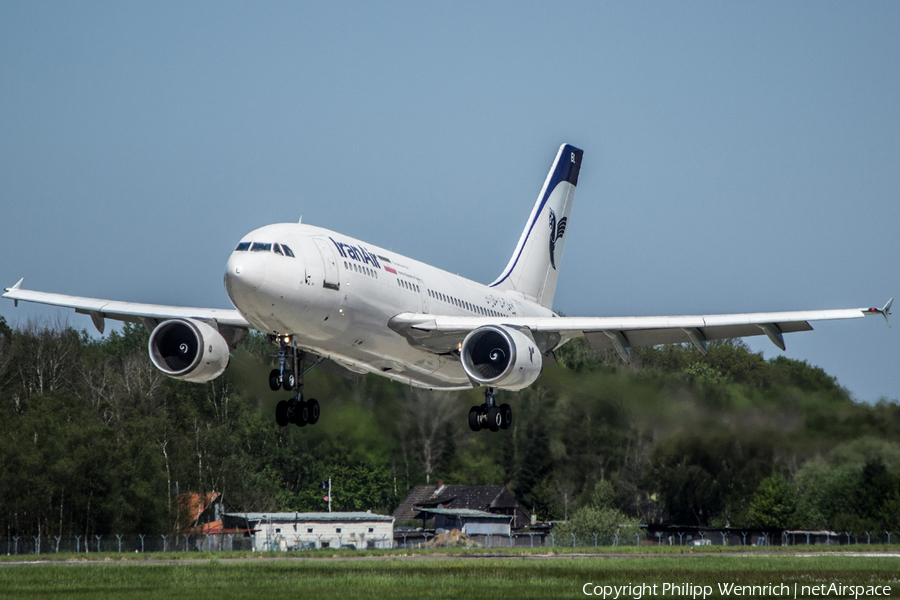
389;301;892;360
3;279;250;341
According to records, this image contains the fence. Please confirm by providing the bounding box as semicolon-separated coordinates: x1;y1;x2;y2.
2;533;246;556
3;530;897;556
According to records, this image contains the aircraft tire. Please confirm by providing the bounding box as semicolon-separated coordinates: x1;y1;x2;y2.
269;369;281;391
308;399;320;425
293;400;309;427
499;404;512;430
486;407;501;432
275;400;289;427
468;407;482;432
282;370;295;391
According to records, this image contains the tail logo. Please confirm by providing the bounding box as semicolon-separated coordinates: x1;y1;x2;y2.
549;208;567;270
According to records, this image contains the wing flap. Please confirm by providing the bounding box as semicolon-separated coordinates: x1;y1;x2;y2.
582;321;814;351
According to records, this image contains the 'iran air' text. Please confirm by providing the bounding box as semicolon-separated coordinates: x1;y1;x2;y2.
330;238;381;269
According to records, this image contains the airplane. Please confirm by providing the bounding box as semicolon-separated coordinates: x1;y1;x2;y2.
3;144;892;433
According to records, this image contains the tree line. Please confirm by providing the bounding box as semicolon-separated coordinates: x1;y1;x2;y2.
1;315;898;540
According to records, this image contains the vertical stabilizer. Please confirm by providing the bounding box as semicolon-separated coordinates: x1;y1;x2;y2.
490;144;583;309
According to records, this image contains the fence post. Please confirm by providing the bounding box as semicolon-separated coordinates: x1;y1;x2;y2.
161;534;167;553
13;536;18;556
866;532;871;545
846;533;851;545
614;532;619;547
635;533;639;546
34;536;40;555
550;533;555;547
592;533;598;547
54;536;61;553
528;533;535;548
116;535;123;553
722;532;728;546
184;534;190;552
887;532;892;545
402;533;408;549
74;535;81;553
95;535;102;553
806;532;810;545
741;532;747;546
228;533;234;552
139;534;145;553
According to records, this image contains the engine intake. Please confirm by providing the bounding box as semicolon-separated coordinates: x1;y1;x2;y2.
460;325;541;390
148;318;230;383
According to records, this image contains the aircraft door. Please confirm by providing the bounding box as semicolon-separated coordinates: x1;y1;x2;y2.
417;278;429;314
312;237;341;290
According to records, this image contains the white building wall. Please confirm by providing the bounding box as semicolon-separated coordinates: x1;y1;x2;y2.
254;519;394;551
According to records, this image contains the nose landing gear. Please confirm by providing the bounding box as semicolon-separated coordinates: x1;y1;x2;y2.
468;387;512;432
271;337;324;428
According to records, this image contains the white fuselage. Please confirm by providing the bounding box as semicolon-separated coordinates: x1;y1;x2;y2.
224;223;554;389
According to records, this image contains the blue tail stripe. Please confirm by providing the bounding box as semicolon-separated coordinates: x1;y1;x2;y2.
490;144;583;288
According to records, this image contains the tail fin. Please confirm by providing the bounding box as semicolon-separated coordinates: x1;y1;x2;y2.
490;143;583;309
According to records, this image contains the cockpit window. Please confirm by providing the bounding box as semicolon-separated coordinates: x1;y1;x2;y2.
281;244;295;258
273;244;284;256
235;242;251;252
250;242;272;252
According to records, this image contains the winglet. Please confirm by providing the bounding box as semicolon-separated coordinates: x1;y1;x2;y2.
878;298;892;327
864;298;892;327
4;278;24;307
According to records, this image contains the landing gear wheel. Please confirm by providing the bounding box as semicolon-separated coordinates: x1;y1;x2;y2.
307;399;320;425
486;406;502;432
269;369;282;391
499;403;512;430
468;407;482;432
282;370;295;391
293;400;309;427
275;400;289;427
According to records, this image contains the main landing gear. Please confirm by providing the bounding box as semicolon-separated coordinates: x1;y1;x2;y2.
468;387;512;433
269;338;322;428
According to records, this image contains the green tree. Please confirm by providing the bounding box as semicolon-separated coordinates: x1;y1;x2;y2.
749;476;798;528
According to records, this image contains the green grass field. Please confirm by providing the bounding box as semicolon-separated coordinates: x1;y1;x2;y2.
1;550;899;599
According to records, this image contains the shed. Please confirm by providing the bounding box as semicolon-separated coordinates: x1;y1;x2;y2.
224;511;394;551
418;507;512;536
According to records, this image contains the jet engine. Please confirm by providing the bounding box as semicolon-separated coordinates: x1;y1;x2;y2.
460;325;541;390
148;318;230;383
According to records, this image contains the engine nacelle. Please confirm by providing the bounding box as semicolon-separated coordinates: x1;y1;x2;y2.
148;318;230;383
460;325;542;390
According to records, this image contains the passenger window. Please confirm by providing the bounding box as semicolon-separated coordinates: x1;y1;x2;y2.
251;242;271;252
273;244;284;255
235;242;251;252
281;244;295;258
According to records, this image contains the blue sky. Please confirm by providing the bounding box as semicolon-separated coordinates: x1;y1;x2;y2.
1;1;897;402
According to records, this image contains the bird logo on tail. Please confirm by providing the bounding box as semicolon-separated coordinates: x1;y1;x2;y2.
549;209;567;270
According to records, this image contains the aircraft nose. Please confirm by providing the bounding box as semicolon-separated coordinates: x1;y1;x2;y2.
224;253;265;296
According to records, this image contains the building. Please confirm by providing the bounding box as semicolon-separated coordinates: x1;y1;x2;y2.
393;482;529;528
223;511;394;551
419;507;512;535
